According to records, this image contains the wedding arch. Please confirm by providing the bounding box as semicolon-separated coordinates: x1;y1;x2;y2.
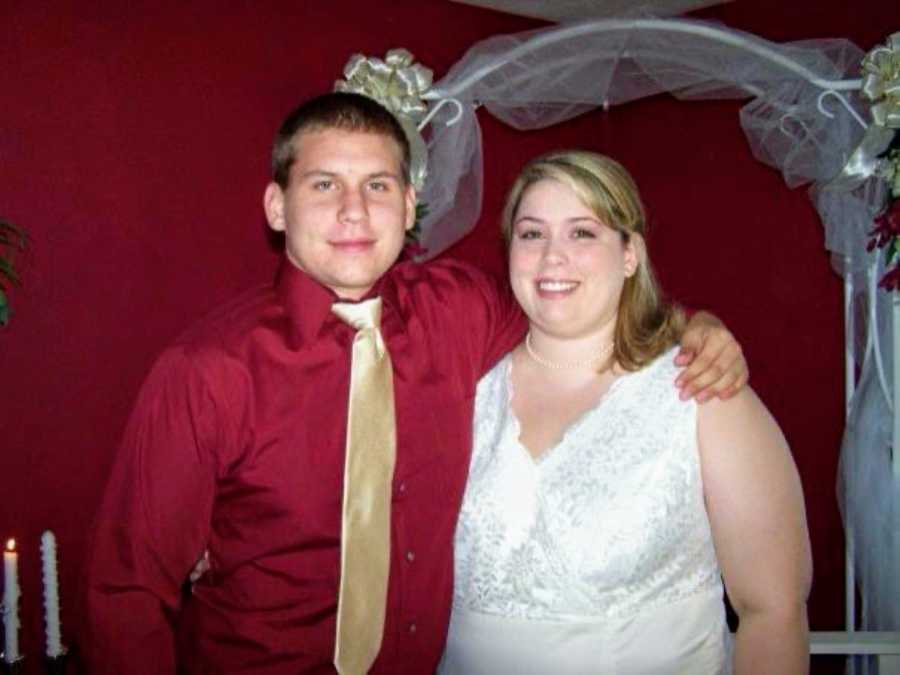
336;13;900;670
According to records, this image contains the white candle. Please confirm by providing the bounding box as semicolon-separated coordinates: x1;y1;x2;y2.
3;538;19;663
41;531;63;658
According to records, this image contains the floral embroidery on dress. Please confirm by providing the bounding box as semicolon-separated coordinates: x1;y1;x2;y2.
453;347;722;622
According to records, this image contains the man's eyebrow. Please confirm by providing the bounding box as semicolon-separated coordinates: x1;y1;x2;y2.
365;171;403;181
293;170;402;181
295;170;337;180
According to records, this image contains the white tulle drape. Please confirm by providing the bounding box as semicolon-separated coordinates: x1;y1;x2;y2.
413;13;898;640
448;0;729;24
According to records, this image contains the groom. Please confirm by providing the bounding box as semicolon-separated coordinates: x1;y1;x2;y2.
83;92;746;674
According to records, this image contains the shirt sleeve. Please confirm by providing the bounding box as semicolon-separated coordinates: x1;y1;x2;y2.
431;260;527;380
476;269;527;374
82;345;229;674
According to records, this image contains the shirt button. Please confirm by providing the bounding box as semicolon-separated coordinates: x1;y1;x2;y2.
398;482;407;494
408;622;417;634
405;550;415;562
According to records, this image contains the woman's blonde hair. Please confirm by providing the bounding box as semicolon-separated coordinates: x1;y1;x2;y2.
501;150;684;371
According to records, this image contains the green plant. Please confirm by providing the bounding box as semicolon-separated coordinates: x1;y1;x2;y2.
0;220;27;326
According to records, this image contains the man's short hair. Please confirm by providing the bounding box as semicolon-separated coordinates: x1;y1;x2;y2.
271;92;411;188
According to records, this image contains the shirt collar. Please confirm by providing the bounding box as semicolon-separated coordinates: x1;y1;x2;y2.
275;258;401;349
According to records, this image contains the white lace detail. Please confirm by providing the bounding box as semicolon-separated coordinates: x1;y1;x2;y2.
453;346;722;621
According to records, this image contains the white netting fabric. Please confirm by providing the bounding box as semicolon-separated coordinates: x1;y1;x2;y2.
411;14;899;637
417;16;874;257
449;0;729;25
838;263;899;632
416;102;484;257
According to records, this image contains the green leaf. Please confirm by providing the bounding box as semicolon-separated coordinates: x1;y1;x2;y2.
0;256;20;286
887;237;899;265
0;220;26;241
0;232;26;249
0;219;25;233
0;288;8;326
406;201;430;242
0;220;27;272
0;220;26;326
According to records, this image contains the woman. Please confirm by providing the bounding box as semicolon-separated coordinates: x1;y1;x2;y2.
440;151;812;674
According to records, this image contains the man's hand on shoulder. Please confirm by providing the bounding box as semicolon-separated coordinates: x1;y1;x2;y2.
674;310;748;403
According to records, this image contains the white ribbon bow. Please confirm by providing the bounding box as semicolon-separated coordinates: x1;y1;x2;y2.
335;49;433;191
861;32;900;129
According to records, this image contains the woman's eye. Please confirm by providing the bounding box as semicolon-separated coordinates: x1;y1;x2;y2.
313;180;333;191
573;227;597;239
518;230;542;240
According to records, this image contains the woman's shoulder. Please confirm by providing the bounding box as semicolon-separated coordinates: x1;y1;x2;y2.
696;385;789;478
618;344;683;392
475;352;513;399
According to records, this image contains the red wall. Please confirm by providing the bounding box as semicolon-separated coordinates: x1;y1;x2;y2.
1;1;896;672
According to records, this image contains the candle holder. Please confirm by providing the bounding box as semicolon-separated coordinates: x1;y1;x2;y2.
44;649;68;675
0;656;24;675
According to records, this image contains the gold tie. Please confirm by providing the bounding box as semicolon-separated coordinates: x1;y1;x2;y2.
331;298;397;675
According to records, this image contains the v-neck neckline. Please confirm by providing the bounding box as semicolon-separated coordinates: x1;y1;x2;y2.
502;354;634;466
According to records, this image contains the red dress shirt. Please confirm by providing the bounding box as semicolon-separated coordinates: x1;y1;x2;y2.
83;257;526;674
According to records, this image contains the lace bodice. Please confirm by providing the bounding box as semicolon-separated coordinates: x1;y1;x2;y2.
452;347;723;621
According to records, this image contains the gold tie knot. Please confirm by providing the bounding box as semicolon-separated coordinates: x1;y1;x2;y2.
332;298;386;357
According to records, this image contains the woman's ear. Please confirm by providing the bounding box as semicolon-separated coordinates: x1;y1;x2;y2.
624;233;645;278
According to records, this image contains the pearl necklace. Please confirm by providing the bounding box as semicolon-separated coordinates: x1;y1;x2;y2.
524;332;614;370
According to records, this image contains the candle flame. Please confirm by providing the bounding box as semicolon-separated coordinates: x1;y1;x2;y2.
5;538;15;552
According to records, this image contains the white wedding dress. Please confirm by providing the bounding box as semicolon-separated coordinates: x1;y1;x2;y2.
439;348;731;675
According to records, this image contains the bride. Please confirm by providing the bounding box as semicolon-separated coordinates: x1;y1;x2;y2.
440;151;812;674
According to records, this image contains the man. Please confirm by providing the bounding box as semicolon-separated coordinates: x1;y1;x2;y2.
83;93;745;674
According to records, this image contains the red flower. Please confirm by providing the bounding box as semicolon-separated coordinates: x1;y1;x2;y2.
868;199;900;251
879;264;900;291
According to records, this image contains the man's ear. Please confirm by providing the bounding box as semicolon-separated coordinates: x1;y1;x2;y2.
624;233;645;277
264;182;286;232
404;184;417;232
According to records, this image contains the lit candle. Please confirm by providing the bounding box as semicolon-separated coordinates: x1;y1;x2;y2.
41;531;63;658
3;538;19;663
